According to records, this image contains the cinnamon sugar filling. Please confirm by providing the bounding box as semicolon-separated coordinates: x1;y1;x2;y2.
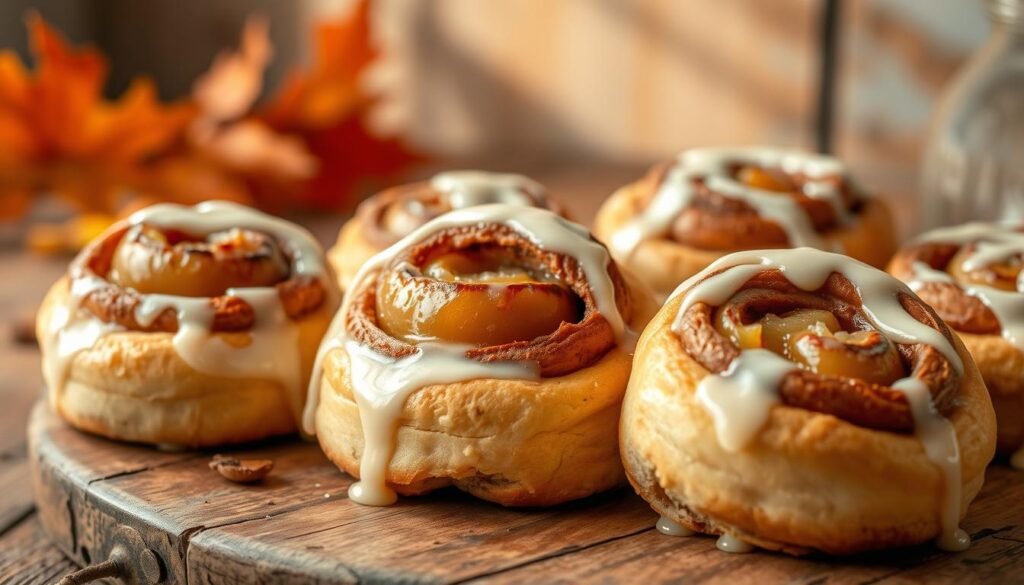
676;269;960;432
70;224;326;333
891;242;1007;335
345;223;631;377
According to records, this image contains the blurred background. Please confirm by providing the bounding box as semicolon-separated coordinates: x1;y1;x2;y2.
0;0;992;242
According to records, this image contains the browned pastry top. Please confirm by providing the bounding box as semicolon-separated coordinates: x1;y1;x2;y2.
356;180;563;248
633;159;862;251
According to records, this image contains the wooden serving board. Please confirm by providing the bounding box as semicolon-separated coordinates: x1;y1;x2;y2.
27;402;1024;584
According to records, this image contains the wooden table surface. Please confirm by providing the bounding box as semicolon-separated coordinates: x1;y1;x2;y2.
0;167;946;584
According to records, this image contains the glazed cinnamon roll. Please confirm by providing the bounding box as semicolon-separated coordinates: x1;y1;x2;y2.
621;248;995;555
328;171;562;291
305;204;656;506
36;201;340;447
594;147;897;298
889;223;1024;468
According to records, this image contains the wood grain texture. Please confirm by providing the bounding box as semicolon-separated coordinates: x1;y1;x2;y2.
26;404;1024;584
0;515;77;585
0;448;34;535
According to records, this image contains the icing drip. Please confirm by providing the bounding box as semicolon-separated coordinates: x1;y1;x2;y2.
345;340;536;506
302;204;629;506
715;534;755;554
44;201;333;427
892;378;971;552
671;248;968;551
135;289;304;423
610;147;850;261
908;224;1024;350
696;349;790;452
656;515;696;537
431;170;546;209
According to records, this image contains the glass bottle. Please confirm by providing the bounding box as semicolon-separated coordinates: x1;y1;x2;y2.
921;0;1024;230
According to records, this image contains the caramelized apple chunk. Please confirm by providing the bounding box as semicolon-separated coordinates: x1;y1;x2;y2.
948;246;1023;292
736;166;798;193
376;250;583;346
108;225;290;297
714;305;905;385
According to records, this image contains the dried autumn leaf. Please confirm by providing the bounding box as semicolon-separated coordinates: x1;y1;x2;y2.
262;0;377;129
187;14;316;209
192;15;273;124
260;0;420;211
0;13;195;217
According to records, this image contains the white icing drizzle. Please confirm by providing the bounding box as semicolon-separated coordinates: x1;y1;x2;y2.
42;274;121;396
610;147;850;261
909;223;1024;350
302;204;629;506
891;377;971;552
430;170;547;209
715;534;755;554
656;515;695;537
670;248;968;551
43;201;333;427
696;349;790;452
345;340;536;506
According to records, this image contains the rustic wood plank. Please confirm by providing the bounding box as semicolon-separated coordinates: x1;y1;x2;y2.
471;466;1024;584
91;438;346;535
187;486;656;583
28;405;352;584
0;514;77;585
0;446;34;536
31;395;1024;585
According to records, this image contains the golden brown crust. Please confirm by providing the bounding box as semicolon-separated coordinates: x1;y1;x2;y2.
37;278;339;446
959;331;1024;454
675;269;960;432
620;293;997;554
594;176;897;299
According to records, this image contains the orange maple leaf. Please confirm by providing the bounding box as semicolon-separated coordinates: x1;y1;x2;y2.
261;0;420;210
262;0;378;130
0;13;194;217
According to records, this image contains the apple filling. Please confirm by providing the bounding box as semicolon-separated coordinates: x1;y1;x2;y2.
375;249;584;346
735;165;799;194
715;304;905;386
107;224;291;297
948;246;1023;292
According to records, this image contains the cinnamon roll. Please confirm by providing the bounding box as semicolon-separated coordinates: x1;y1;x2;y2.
328;171;562;291
594;147;897;299
621;248;995;555
36;201;340;447
305;204;657;506
889;223;1024;468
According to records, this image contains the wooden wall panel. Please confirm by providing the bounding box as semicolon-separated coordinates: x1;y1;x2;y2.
373;0;820;163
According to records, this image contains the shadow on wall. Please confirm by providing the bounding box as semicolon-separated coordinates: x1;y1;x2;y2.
388;0;818;163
